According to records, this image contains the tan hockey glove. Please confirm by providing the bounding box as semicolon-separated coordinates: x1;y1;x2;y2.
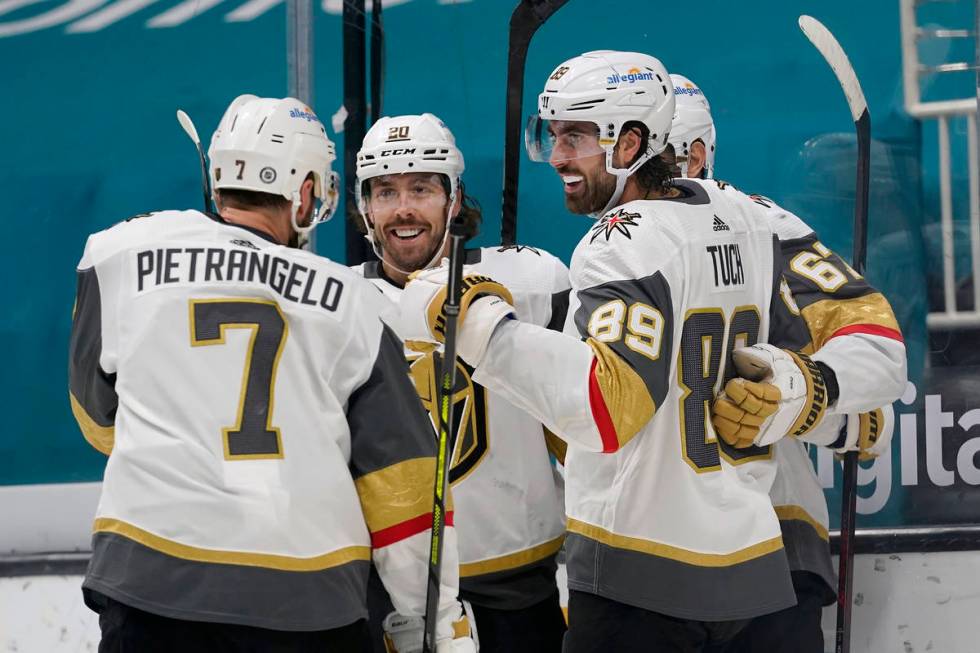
400;265;515;366
712;344;830;448
835;405;894;461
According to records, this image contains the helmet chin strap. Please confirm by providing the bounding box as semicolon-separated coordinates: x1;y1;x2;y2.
289;193;306;236
589;145;657;219
591;172;629;219
290;172;340;241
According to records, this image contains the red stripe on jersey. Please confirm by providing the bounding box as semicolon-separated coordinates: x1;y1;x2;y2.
588;358;620;453
370;511;454;549
829;324;904;343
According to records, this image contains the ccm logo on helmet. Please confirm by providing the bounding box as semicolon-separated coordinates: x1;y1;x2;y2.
380;148;417;156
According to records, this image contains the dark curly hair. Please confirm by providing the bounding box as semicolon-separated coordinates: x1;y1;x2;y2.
348;177;482;242
622;120;675;194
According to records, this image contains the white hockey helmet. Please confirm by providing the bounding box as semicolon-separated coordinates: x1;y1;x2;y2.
526;50;675;216
355;113;465;265
208;94;340;235
668;74;716;179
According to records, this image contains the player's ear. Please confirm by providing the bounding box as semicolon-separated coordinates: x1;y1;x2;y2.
298;174;317;215
614;126;643;168
302;175;316;203
688;141;706;179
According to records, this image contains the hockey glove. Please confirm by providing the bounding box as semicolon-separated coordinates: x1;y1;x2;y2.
712;344;830;448
400;265;515;367
382;602;479;653
834;405;894;461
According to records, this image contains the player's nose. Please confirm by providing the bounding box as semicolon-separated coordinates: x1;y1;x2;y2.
550;153;569;170
392;198;416;218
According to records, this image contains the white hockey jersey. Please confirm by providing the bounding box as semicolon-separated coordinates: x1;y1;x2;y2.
68;209;460;632
474;179;799;620
354;245;568;608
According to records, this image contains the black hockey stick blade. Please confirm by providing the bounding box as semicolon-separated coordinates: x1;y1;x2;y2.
799;15;871;653
422;217;468;653
501;0;570;246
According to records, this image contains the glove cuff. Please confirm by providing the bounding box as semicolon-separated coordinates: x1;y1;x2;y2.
784;350;830;438
458;296;515;366
428;275;514;341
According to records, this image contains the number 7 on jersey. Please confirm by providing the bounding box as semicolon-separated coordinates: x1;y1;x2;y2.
189;298;288;460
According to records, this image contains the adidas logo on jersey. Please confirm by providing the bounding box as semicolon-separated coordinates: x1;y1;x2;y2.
712;215;730;232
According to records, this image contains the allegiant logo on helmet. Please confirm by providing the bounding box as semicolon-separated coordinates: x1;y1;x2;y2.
289;107;319;123
606;67;656;85
675;84;704;97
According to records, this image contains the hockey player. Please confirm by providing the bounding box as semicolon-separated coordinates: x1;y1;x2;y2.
68;95;473;652
398;51;906;651
351;113;569;652
666;73;902;653
665;73;716;180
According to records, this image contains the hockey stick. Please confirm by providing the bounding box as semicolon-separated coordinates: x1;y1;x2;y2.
342;0;374;265
500;0;570;246
422;215;467;653
798;16;870;653
369;0;384;124
176;110;212;213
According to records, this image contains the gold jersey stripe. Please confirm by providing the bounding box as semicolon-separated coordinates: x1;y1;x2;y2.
800;292;901;350
773;505;830;542
587;339;656;450
453;616;471;639
355;457;450;534
543;427;567;465
92;517;371;571
567;518;784;567
93;518;370;571
69;392;114;455
459;534;565;577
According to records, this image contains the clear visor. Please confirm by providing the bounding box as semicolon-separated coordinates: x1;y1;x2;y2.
363;172;449;212
525;116;606;163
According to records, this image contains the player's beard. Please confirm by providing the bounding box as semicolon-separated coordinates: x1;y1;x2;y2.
565;166;617;215
374;220;447;274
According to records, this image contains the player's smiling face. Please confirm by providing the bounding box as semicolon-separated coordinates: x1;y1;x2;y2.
547;120;615;215
366;172;454;273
